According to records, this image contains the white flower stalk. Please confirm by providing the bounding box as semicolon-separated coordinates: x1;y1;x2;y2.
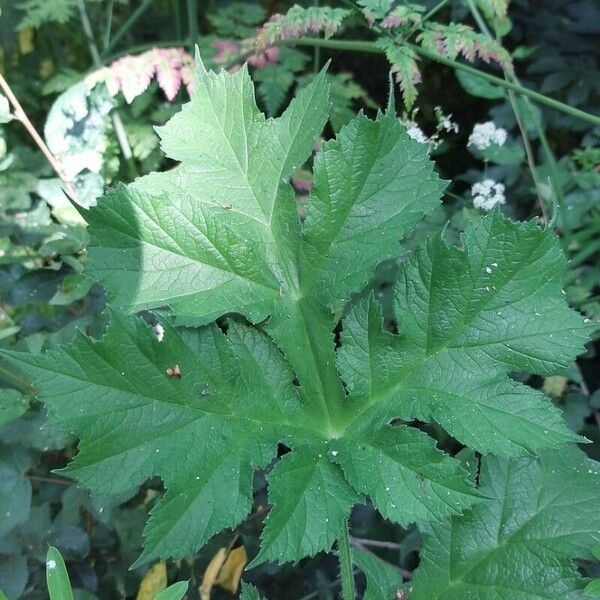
468;121;507;150
441;114;459;133
434;107;459;134
471;179;506;210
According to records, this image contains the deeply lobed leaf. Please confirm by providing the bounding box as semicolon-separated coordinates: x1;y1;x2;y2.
2;58;594;574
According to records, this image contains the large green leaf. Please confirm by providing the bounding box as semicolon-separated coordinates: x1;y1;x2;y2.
411;448;600;599
2;59;592;572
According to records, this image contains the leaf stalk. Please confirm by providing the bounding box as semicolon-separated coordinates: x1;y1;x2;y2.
338;519;356;600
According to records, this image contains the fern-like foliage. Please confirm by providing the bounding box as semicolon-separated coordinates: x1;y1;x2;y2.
87;48;194;104
471;0;510;22
418;23;513;70
380;4;425;29
376;39;421;108
252;2;513;109
17;0;76;29
3;58;596;599
255;5;350;52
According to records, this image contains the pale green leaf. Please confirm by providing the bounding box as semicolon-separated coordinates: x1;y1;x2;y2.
154;581;189;600
46;547;73;600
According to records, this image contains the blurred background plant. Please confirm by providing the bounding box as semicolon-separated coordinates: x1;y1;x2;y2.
0;0;598;598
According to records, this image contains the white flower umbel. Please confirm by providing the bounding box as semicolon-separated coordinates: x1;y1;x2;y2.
471;179;506;211
406;123;429;144
468;121;507;150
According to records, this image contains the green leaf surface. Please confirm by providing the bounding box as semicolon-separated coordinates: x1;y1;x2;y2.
154;581;189;600
337;212;591;455
240;583;266;600
0;446;32;537
456;69;505;99
411;448;600;599
46;546;74;600
2;60;592;572
585;580;600;597
255;449;359;565
0;388;29;425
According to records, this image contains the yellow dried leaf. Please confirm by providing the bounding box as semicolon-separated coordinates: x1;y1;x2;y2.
199;548;227;600
39;59;54;79
18;29;34;54
136;562;167;600
543;375;568;398
215;546;247;594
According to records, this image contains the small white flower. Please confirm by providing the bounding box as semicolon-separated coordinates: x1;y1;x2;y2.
441;114;459;133
468;121;507;150
406;123;429;144
471;179;506;211
152;323;165;342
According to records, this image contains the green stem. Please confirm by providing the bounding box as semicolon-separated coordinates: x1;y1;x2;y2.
313;0;321;75
187;0;198;53
463;0;564;194
102;0;114;51
280;37;600;126
421;0;452;23
100;0;154;58
0;361;35;395
338;520;356;600
466;0;547;219
77;0;138;179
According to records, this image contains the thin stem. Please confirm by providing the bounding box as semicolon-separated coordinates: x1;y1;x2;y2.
338;520;356;600
350;539;413;580
421;0;452;24
507;88;548;220
102;0;115;51
187;0;198;54
0;73;79;201
280;37;600;126
102;39;189;64
313;0;321;75
399;0;451;44
466;0;565;220
350;536;401;550
101;0;155;58
466;0;547;219
27;475;73;486
0;361;35;395
77;0;138;179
